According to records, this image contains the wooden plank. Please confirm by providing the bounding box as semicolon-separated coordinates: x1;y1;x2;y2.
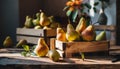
94;25;116;31
16;28;56;37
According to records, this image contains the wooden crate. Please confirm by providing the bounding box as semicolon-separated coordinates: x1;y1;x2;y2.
16;28;56;46
55;40;109;58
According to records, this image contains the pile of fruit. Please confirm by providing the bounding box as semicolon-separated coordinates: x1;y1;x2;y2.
23;11;60;30
56;17;106;42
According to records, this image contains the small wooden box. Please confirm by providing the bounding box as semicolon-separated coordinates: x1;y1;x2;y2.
55;40;110;58
16;28;56;46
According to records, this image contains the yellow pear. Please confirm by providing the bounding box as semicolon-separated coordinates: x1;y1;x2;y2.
34;38;49;57
3;36;13;47
56;27;66;42
76;17;87;34
39;12;50;26
66;23;80;42
81;25;96;41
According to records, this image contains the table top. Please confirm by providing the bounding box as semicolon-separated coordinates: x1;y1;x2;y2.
0;48;120;69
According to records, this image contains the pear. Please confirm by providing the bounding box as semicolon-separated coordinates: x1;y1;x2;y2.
56;27;66;42
96;30;106;41
34;38;49;57
24;16;34;28
33;12;41;26
81;25;96;41
66;23;80;42
48;50;60;62
76;17;87;34
16;39;27;48
3;36;13;47
39;12;50;26
34;25;42;29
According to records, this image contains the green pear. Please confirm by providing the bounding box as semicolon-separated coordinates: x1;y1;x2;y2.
16;39;27;48
48;50;60;62
24;16;34;28
66;23;80;42
34;25;42;29
3;36;13;47
39;12;50;26
33;12;40;26
81;25;96;41
96;30;106;41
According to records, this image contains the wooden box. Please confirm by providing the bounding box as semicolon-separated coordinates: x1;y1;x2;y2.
55;40;110;58
16;28;56;46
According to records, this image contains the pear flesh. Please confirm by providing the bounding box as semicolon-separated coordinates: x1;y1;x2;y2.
96;31;106;41
34;38;49;57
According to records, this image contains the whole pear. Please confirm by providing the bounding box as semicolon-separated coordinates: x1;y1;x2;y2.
56;27;66;42
66;23;80;42
3;36;13;47
24;16;34;28
16;39;27;48
34;38;49;57
96;30;106;41
33;12;40;26
39;12;50;26
76;17;87;34
81;25;96;41
48;50;60;62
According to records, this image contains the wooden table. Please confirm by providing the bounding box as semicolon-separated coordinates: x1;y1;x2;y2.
0;48;120;69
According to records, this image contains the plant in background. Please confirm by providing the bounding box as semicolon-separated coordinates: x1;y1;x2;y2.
63;0;99;23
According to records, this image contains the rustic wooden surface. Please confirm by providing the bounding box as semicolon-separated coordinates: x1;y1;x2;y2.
0;48;120;69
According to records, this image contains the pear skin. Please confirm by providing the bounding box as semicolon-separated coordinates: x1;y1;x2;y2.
56;27;66;42
34;38;49;57
3;36;13;47
16;39;27;48
96;30;106;41
76;17;87;34
66;23;80;42
81;25;96;41
39;12;50;26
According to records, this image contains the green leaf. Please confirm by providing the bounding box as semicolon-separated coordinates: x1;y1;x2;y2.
21;51;28;57
66;10;72;17
84;3;91;9
94;2;99;6
63;6;70;11
22;45;30;52
93;7;97;13
71;9;78;22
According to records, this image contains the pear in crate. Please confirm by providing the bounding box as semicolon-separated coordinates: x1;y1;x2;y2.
66;23;80;42
76;17;87;34
96;30;106;41
56;27;66;42
34;38;49;57
24;16;34;28
33;12;40;26
39;12;50;26
81;25;96;41
16;39;27;48
3;36;13;47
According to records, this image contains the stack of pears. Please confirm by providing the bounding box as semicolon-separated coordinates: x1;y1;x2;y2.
34;38;49;57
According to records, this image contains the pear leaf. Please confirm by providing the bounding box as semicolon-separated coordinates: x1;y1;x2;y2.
66;10;72;17
72;9;78;22
22;45;30;52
